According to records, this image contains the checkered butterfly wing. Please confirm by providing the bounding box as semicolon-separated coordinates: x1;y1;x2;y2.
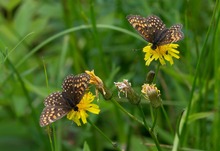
39;92;71;127
157;24;184;46
126;15;166;43
62;73;90;108
127;14;184;49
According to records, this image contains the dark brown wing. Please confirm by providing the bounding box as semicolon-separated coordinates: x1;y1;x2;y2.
126;15;166;43
158;24;184;46
39;92;71;127
62;73;90;107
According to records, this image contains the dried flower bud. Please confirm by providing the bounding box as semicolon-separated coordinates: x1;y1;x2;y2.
115;79;141;105
141;84;162;108
114;79;131;98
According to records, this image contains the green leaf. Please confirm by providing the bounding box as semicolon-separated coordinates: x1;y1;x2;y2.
188;112;214;124
83;141;90;151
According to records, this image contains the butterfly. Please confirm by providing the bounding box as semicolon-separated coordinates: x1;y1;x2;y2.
126;15;184;49
39;73;90;127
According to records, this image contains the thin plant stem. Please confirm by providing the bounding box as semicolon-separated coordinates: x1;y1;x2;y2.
153;63;161;83
46;126;55;151
151;108;158;131
58;35;69;82
87;119;121;150
138;104;162;151
111;98;144;125
42;59;49;88
137;104;149;129
3;32;34;62
149;63;161;131
52;124;58;151
213;2;220;151
161;104;174;136
125;108;135;151
112;98;162;151
5;56;49;149
43;61;56;151
148;131;163;151
145;61;162;150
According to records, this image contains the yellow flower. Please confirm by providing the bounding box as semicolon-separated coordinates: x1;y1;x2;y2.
143;43;180;66
85;70;105;94
67;92;100;126
85;70;112;100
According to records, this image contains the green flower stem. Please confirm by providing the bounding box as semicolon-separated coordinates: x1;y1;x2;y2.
161;105;174;136
112;98;162;151
87;119;120;150
53;124;59;151
138;104;162;151
137;104;149;129
47;126;55;151
153;63;161;83
111;98;144;125
125;108;135;151
151;108;158;131
143;62;162;150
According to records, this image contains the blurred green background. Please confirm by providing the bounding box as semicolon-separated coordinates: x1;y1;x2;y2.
0;0;219;151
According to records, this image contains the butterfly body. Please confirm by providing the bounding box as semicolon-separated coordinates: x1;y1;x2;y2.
151;28;169;49
62;92;78;110
126;15;184;50
39;73;90;127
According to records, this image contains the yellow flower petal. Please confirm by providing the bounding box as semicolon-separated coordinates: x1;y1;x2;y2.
85;70;107;96
79;110;88;124
86;104;101;114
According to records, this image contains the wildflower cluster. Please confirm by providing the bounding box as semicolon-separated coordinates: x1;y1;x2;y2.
39;13;184;151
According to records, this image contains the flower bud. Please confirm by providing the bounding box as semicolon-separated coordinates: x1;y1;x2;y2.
141;84;162;108
146;70;155;84
115;79;141;105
